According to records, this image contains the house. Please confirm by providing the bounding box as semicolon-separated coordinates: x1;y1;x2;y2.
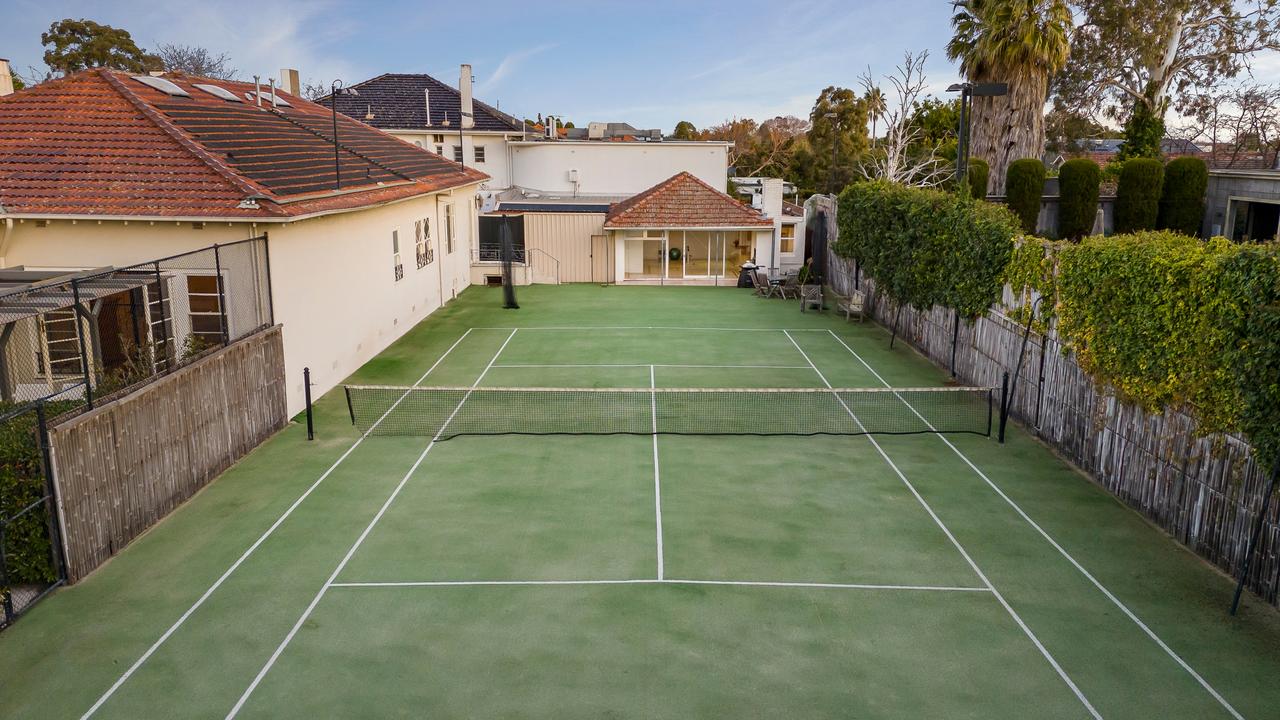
731;177;808;275
1203;168;1280;241
0;67;487;414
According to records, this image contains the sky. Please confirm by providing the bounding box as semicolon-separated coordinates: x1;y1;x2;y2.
0;0;968;130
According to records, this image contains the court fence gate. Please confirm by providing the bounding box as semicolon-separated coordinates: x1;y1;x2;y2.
828;253;1280;608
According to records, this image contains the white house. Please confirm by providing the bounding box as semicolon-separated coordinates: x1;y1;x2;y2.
0;68;487;415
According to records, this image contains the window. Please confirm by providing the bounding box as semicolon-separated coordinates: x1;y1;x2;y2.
187;275;224;345
474;145;486;163
416;219;434;268
435;146;444;156
444;205;455;253
414;140;424;148
392;230;404;281
452;146;463;163
433;134;445;144
780;224;796;254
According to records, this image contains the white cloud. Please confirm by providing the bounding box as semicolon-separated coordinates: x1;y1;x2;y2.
476;43;557;95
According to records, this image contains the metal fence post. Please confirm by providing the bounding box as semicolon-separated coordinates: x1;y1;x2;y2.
213;243;230;346
261;233;275;326
71;279;93;408
303;367;314;441
34;402;67;582
998;371;1009;444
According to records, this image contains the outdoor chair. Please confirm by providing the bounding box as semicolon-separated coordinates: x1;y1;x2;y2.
776;272;801;300
799;284;823;312
751;269;774;297
826;286;865;322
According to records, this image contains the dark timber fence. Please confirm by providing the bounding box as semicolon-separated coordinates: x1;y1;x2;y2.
47;325;287;582
830;255;1280;606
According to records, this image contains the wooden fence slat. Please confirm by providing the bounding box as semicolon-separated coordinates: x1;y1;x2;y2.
47;326;286;582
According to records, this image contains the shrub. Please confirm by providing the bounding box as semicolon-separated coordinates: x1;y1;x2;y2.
1158;156;1208;236
1004;159;1046;234
1114;158;1165;233
1058;158;1101;241
836;180;1019;318
0;403;74;588
966;158;989;200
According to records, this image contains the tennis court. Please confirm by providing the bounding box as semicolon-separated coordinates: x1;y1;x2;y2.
3;285;1280;719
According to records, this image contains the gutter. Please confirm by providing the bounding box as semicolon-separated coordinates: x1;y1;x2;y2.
1;216;12;266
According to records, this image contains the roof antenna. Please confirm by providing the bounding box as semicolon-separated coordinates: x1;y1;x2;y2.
253;75;261;107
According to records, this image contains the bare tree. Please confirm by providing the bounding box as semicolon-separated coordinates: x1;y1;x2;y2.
301;80;333;102
155;43;236;80
1176;84;1280;169
857;52;952;187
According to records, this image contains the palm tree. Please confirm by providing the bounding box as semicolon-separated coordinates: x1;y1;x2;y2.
864;86;887;143
947;0;1071;194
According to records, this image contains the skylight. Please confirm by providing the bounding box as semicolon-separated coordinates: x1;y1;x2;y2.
193;83;241;102
131;75;190;97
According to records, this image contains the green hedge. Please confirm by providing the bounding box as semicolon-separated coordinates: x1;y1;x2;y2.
967;158;989;200
836;180;1019;318
1114;158;1164;233
1007;233;1280;465
0;403;71;587
1058;159;1101;240
1158;156;1208;236
1005;159;1046;234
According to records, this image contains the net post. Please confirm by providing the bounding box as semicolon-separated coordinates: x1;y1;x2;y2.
1231;459;1280;615
950;310;960;378
998;371;1009;444
303;367;314;441
501;220;519;310
343;385;355;426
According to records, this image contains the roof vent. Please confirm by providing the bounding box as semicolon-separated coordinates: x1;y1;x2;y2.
243;90;291;107
193;83;242;102
132;75;190;97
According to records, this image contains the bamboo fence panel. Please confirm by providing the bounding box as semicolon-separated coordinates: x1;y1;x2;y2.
48;326;287;582
830;254;1279;606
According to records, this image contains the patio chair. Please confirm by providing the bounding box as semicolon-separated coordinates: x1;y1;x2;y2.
776;271;801;300
752;269;780;298
799;284;823;312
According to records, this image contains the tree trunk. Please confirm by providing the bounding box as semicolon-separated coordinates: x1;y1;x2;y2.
969;70;1049;195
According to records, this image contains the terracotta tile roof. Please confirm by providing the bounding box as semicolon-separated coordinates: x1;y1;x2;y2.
604;172;773;229
0;69;488;219
317;73;523;133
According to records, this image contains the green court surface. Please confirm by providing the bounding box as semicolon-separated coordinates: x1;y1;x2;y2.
3;285;1280;719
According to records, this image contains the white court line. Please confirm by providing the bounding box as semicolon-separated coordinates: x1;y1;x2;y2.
470;326;838;332
328;578;992;592
826;330;1245;720
224;329;519;719
79;328;479;720
783;330;1101;719
493;364;811;369
650;365;664;580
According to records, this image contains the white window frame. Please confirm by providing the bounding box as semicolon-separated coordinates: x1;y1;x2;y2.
474;145;486;163
780;224;797;254
392;229;404;281
444;204;455;254
416;218;434;268
452;146;463;163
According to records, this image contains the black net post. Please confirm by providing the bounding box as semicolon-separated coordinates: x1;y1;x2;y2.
303;367;314;441
1231;459;1280;615
950;310;960;378
501;220;519;310
345;386;355;426
998;371;1010;444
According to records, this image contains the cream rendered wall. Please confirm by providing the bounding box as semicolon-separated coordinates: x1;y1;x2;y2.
390;130;514;190
1;187;481;415
510;142;729;195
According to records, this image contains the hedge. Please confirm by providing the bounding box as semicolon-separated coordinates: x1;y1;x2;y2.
1114;158;1164;233
1005;159;1046;234
0;402;73;588
1058;158;1101;240
967;158;989;200
836;180;1019;318
1009;233;1280;466
1158;156;1208;236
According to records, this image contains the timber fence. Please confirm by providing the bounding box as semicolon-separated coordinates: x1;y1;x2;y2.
829;254;1279;606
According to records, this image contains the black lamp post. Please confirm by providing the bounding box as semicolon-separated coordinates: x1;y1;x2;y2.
946;81;1008;189
330;80;359;189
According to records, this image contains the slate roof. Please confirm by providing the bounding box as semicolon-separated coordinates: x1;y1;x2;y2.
318;73;523;133
604;172;773;229
0;69;488;219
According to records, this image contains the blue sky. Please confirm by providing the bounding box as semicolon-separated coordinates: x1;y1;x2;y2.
0;0;967;130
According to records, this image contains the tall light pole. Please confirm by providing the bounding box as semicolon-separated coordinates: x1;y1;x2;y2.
329;80;359;189
824;111;840;195
946;81;1007;191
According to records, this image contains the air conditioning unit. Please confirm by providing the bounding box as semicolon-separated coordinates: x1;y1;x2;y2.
588;122;606;140
567;169;579;183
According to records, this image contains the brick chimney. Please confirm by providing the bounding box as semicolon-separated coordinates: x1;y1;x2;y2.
459;64;474;129
279;68;300;97
0;59;14;97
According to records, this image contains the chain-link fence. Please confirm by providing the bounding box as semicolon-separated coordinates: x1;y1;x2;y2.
0;401;65;628
0;237;271;628
0;237;271;414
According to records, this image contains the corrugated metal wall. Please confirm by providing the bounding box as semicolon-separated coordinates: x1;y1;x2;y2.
522;213;606;283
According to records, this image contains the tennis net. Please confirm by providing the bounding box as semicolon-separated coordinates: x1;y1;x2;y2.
344;385;996;439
